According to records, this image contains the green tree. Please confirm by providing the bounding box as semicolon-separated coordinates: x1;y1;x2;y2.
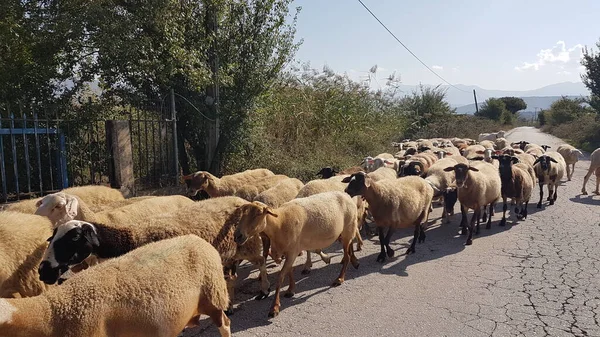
400;84;454;117
581;39;600;110
499;97;527;114
546;97;588;125
475;98;507;121
538;110;547;126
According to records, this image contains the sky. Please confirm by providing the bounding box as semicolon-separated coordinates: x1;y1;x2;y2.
287;0;600;91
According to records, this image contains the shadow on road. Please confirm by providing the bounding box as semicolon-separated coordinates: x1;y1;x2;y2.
569;195;600;206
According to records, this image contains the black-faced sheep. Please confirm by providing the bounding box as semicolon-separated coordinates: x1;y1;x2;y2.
533;152;566;208
443;161;501;245
233;191;359;318
182;168;274;197
492;154;534;225
400;152;438;177
343;173;434;262
38;196;269;314
582;147;600;195
424;157;468;223
1;235;231;337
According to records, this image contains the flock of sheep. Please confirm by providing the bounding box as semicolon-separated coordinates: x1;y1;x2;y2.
0;130;599;337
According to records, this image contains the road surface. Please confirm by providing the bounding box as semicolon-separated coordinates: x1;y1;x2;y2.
184;127;600;337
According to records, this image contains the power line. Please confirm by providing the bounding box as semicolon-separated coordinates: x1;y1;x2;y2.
356;0;469;93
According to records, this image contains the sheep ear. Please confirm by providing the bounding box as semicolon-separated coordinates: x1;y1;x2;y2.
264;207;278;218
81;223;99;248
491;155;499;160
35;199;43;207
65;196;79;218
511;157;519;164
364;176;371;188
443;166;455;172
182;174;194;181
533;157;542;165
341;176;352;183
468;167;479;172
549;158;558;163
446;152;453;156
476;150;484;154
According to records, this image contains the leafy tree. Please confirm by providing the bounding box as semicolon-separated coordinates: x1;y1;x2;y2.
499;97;527;114
475;98;507;121
538;110;547;126
500;110;515;125
581;40;600;109
545;97;588;126
400;84;454;117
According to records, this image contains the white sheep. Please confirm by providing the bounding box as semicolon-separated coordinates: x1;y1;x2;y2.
462;144;487;160
342;173;434;262
478;131;505;141
233;174;289;201
39;196;269;314
182;168;274;197
557;144;584;181
582;147;600;195
443;161;501;245
233;191;359;318
2;185;125;214
533;151;566;208
0;212;52;298
1;234;232;337
479;140;495;150
35;193;194;228
494;137;509;150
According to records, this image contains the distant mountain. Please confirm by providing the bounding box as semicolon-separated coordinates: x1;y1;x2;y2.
454;96;583;115
395;81;590;107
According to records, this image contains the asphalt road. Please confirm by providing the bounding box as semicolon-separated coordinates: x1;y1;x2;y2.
184;127;600;337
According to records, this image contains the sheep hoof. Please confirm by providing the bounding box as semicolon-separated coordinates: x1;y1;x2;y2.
301;268;311;275
351;259;360;269
386;248;395;258
594;191;600;195
268;309;279;318
582;190;588;195
332;278;344;287
499;219;506;227
284;291;295;298
255;291;269;301
225;308;234;317
549;200;555;205
322;257;332;265
465;239;473;246
536;202;542;209
404;247;415;255
376;252;387;263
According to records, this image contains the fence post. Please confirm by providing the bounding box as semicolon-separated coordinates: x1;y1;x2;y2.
170;89;179;185
105;120;135;197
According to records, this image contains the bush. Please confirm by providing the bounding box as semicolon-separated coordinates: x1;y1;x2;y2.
224;68;407;182
404;114;504;140
542;114;600;152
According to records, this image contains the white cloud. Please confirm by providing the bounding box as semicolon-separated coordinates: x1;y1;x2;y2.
451;67;459;73
515;41;584;71
557;71;572;75
432;65;443;70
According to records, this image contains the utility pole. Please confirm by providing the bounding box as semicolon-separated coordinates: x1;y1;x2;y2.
473;89;479;114
204;1;220;173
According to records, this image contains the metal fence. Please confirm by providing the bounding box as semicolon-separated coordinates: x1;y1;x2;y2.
0;101;177;203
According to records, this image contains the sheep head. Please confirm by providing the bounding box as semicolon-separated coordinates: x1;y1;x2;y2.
316;167;338;179
234;201;278;246
39;220;100;285
533;155;558;172
35;192;79;225
182;171;211;196
443;164;479;188
342;172;371;197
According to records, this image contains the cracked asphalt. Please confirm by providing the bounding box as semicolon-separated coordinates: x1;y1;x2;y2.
183;127;600;337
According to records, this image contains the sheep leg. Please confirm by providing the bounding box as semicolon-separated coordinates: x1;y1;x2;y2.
459;204;468;235
551;179;558;203
418;225;426;243
376;227;388;263
595;175;599;194
500;197;507;227
204;300;232;337
384;227;395;257
269;253;297;318
487;203;494;229
317;250;331;264
261;234;271;261
582;166;595;195
546;183;553;202
566;164;572;181
466;208;477;245
333;235;354;286
302;251;313;275
284;267;296;298
247;256;270;301
537;183;544;208
354;230;364;252
223;265;238;316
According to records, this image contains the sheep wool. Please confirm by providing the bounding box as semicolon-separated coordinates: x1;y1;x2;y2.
0;235;231;337
0;212;52;298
